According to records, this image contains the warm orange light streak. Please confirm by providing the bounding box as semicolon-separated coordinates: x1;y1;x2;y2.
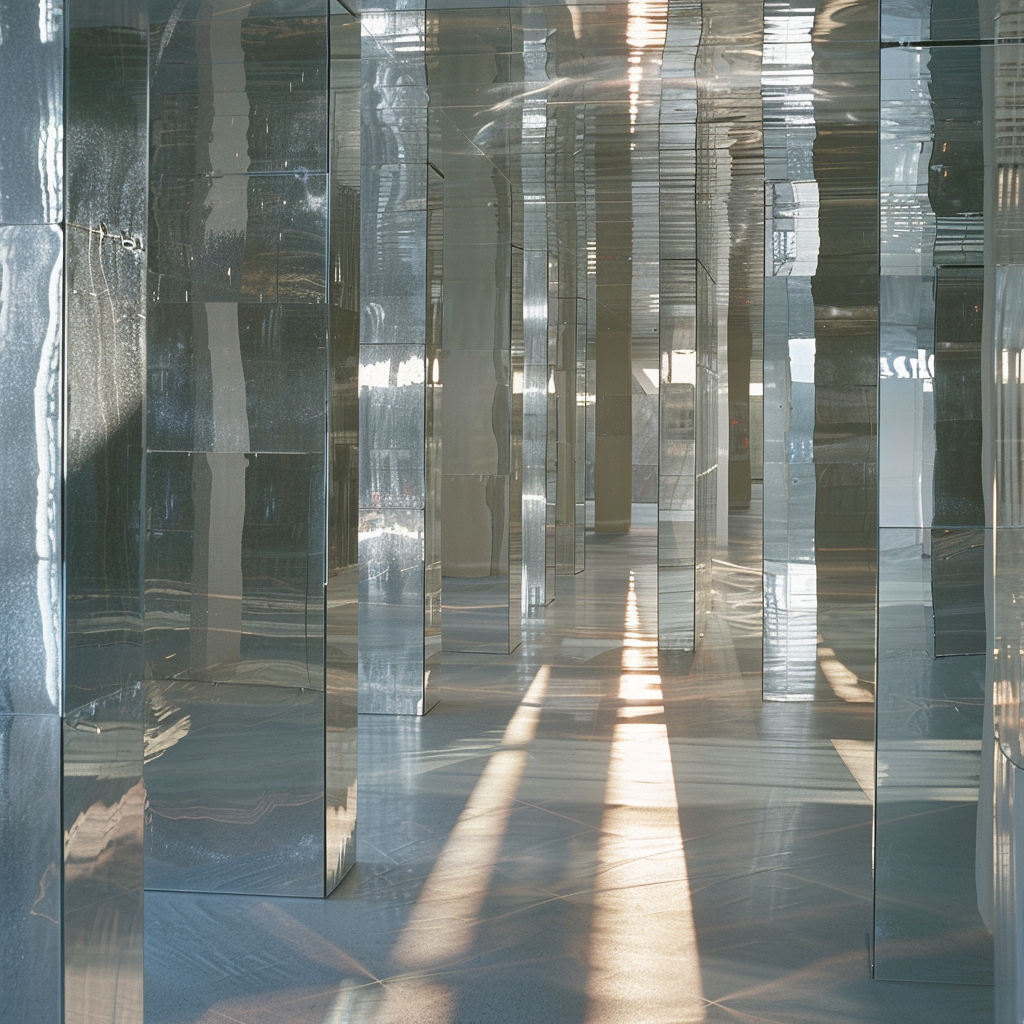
390;666;551;970
622;572;658;670
618;673;663;703
586;711;706;1023
587;642;704;1022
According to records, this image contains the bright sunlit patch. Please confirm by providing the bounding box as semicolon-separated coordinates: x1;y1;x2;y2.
817;645;874;703
587;610;704;1024
618;705;664;718
389;667;550;970
586;718;706;1023
831;739;874;801
618;673;663;702
621;572;659;669
325;671;550;1024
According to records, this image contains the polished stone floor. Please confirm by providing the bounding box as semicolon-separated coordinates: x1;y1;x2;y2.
145;504;994;1023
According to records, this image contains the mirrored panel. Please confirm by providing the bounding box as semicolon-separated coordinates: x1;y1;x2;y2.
65;5;148;715
0;714;61;1024
763;277;818;698
0;0;62;226
144;678;325;895
326;7;361;891
146;452;319;689
659;260;696;650
359;344;428;509
510;244;524;647
143;1;335;897
876;528;991;982
64;686;144;1023
149;173;328;305
358;11;438;715
147;303;328;456
62;7;149;1017
993;32;1024;768
0;225;63;715
359;508;438;714
521;8;551;609
995;745;1024;1023
552;104;587;575
876;33;991;983
882;0;983;43
694;262;719;643
762;0;878;701
656;1;698;650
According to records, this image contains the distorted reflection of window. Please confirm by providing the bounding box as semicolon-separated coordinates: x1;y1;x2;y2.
359;359;391;390
395;355;424;388
670;348;696;385
788;337;815;383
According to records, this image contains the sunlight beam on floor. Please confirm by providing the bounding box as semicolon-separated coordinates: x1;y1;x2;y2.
390;665;551;970
585;664;706;1023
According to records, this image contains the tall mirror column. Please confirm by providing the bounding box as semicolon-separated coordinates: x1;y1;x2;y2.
359;10;441;714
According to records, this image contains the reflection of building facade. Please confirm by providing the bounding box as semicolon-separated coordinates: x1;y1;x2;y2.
1;0;1022;1021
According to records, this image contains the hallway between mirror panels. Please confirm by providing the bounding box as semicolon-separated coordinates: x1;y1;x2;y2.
0;0;1016;1021
144;501;993;1024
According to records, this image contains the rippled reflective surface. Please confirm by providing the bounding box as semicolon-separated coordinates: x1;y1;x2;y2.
359;11;441;715
142;3;338;897
0;225;63;716
64;686;144;1024
61;4;149;1019
876;9;992;984
0;714;61;1024
0;0;65;725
